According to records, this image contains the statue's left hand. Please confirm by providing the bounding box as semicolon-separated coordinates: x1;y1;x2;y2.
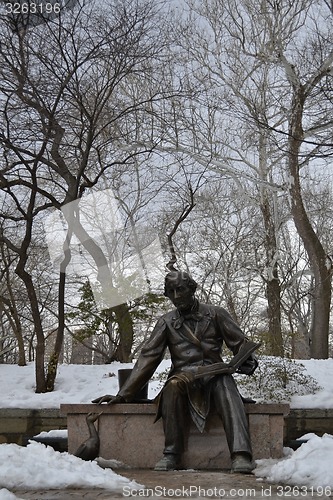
237;356;258;376
91;394;125;405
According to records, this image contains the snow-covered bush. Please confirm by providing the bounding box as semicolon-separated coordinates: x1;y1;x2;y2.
152;357;322;403
235;357;322;402
151;367;170;391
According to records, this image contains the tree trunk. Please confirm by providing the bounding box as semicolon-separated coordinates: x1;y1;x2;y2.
15;267;46;391
46;271;66;391
266;275;283;356
1;244;27;366
260;185;283;356
288;87;331;359
113;303;134;362
13;182;47;391
3;306;26;366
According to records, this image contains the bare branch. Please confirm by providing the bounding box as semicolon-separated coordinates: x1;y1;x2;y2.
166;185;195;271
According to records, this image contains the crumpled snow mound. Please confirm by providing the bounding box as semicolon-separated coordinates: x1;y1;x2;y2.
255;433;333;488
0;441;141;492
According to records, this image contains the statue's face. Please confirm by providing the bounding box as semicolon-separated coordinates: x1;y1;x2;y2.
164;274;195;312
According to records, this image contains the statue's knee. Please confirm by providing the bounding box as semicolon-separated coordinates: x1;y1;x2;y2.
168;378;182;388
164;377;185;393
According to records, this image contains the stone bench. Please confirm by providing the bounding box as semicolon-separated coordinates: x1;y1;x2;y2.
60;402;289;470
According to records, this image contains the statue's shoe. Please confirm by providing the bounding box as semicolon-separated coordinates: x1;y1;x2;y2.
154;454;180;471
231;453;256;474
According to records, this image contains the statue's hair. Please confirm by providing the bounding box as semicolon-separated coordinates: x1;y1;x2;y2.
164;270;197;296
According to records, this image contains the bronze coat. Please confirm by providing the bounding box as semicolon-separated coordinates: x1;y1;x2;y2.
118;302;252;431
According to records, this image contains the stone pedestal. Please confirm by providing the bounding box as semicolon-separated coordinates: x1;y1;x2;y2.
285;408;333;443
0;408;66;446
61;403;289;469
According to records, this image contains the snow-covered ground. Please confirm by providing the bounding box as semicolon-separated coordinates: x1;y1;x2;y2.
1;358;333;497
0;440;142;494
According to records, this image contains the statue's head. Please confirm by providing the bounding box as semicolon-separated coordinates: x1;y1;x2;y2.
164;270;197;311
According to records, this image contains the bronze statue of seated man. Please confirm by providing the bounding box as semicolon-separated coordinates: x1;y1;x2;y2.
93;270;258;473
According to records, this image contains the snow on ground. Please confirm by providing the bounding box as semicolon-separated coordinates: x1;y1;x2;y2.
290;359;333;409
1;358;333;410
255;433;333;488
0;440;142;492
1;358;333;494
0;360;170;409
0;360;166;497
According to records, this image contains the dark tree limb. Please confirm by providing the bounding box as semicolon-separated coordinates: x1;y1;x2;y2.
166;185;195;271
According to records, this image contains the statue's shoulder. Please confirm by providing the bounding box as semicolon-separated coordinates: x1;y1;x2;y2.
158;309;177;323
198;302;229;317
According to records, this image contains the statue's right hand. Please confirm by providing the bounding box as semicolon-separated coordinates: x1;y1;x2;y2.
91;394;125;404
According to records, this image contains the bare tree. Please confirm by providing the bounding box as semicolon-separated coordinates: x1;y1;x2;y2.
162;0;333;357
173;179;266;338
0;0;174;390
0;241;26;366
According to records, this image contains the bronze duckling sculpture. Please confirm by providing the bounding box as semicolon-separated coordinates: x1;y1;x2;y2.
74;412;102;461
